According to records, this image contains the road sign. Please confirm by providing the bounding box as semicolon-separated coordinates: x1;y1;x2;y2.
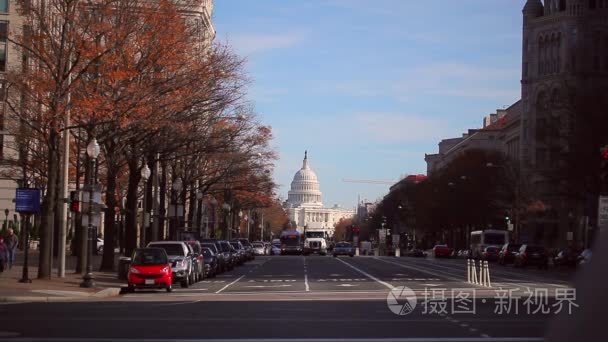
598;196;608;230
15;188;42;214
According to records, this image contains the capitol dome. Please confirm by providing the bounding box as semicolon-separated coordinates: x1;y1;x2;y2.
287;151;323;208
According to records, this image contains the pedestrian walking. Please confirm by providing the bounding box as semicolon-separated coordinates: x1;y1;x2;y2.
0;237;7;272
5;228;18;269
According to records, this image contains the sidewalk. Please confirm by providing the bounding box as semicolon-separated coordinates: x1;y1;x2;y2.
0;250;126;302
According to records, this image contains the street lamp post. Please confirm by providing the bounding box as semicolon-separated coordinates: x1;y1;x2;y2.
208;196;218;238
80;138;100;288
195;190;203;238
222;203;231;239
171;178;183;240
140;164;151;247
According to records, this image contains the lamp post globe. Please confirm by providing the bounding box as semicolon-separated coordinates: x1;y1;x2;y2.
86;138;100;159
172;178;182;192
141;164;151;180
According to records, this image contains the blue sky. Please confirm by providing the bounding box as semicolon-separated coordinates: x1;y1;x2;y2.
213;0;526;208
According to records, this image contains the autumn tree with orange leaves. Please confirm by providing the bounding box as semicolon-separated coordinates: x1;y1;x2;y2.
5;0;278;275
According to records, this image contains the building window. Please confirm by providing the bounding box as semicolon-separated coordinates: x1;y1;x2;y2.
0;21;6;72
0;1;7;13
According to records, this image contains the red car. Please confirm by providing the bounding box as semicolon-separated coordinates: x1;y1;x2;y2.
127;248;173;292
433;244;453;258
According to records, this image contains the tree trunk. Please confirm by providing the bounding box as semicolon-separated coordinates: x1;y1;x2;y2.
100;166;118;271
38;135;59;279
159;160;167;240
125;160;141;256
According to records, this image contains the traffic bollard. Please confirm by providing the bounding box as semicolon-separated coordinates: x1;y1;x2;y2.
395;248;400;257
485;260;492;288
467;259;471;283
355;247;360;256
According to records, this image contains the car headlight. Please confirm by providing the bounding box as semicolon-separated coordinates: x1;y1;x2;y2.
161;266;170;273
174;260;187;269
129;267;141;274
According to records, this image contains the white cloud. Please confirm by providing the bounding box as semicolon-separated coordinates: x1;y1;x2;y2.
227;32;306;55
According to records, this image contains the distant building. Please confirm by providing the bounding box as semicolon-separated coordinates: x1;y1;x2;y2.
284;152;355;237
425;101;522;176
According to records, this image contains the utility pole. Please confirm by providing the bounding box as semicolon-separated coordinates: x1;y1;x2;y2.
57;107;70;278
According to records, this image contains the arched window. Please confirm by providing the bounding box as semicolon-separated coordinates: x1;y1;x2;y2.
539;36;545;75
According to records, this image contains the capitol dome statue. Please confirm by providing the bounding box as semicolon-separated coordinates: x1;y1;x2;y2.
287;151;323;208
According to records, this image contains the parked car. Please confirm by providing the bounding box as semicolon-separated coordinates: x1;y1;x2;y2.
252;241;266;256
147;241;194;288
270;240;281;255
127;248;173;292
333;241;354;257
514;244;549;269
482;246;500;262
202;247;219;278
185;240;205;281
97;238;104;253
578;248;592;266
201;239;227;272
498;243;522;265
406;248;426;257
236;238;255;260
201;242;226;273
230;240;247;265
432;244;453;258
218;240;236;270
553;247;579;267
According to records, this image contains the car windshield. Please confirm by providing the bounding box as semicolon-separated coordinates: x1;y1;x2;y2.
202;243;217;253
131;249;168;265
336;243;351;248
230;242;242;250
508;244;522;251
219;242;231;252
252;243;264;248
239;239;252;247
186;242;201;254
526;246;544;253
148;244;184;256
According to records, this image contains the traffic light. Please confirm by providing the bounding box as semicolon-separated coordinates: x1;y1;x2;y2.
504;211;510;222
69;191;80;212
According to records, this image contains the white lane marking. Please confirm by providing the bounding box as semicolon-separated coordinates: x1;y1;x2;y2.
336;284;358;287
215;275;245;294
304;256;310;292
0;337;544;341
329;273;344;277
244;285;292;288
374;257;462;282
336;258;394;290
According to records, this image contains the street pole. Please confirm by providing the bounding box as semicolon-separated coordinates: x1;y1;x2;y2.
57;107;70;278
260;211;264;241
80;139;99;288
139;164;150;247
151;154;159;242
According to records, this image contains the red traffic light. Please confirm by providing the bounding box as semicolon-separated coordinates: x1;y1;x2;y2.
602;146;608;160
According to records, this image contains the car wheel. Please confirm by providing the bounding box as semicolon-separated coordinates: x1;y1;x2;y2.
166;284;173;293
181;280;189;288
126;284;135;293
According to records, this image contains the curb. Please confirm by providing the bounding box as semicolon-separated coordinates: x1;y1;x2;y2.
0;287;122;303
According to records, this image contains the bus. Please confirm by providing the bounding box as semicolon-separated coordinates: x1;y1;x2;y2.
280;230;303;255
470;230;509;258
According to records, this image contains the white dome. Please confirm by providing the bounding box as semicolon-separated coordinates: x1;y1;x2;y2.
287;151;323;208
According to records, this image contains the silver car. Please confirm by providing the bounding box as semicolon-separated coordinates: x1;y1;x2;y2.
252;242;266;256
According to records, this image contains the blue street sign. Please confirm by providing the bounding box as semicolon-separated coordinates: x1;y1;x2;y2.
15;188;42;214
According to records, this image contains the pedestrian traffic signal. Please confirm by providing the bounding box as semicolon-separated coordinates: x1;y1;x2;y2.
69;191;80;213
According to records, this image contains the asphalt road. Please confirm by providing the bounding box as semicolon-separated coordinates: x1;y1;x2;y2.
0;255;581;341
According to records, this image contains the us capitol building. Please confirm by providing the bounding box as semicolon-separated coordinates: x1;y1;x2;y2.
284;152;355;237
